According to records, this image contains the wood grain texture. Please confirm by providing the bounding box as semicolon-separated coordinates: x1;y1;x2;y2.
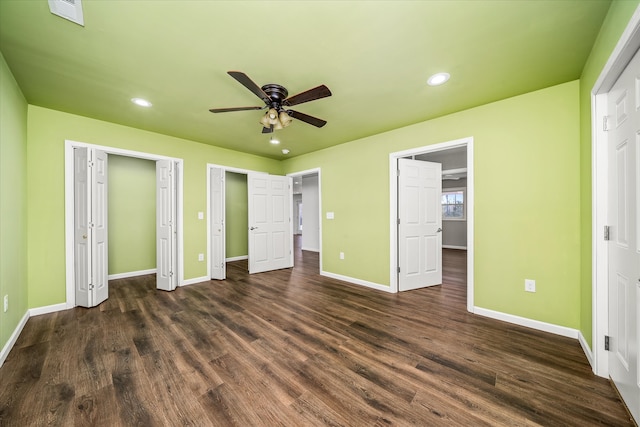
0;243;633;426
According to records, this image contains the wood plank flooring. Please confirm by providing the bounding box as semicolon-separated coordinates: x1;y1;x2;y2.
0;244;633;426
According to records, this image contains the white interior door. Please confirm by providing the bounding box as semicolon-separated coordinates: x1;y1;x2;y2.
248;173;293;274
74;147;91;307
210;167;226;280
398;158;442;291
73;147;108;307
93;150;108;305
157;159;177;291
608;47;640;423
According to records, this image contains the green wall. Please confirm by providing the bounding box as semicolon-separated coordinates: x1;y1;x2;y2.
26;106;281;308
283;81;581;329
579;1;640;348
0;52;28;354
225;171;248;259
108;155;156;275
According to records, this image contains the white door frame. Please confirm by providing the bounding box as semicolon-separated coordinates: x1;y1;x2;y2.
592;7;640;378
287;168;323;272
64;140;184;308
389;137;474;311
205;164;267;278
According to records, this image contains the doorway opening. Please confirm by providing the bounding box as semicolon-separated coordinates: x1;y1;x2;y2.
287;169;322;271
64;141;183;308
389;137;474;311
207;164;294;279
591;8;640;377
590;7;640;421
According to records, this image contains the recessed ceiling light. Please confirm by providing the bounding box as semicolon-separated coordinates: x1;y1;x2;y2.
282;149;290;155
270;137;280;145
427;73;450;86
131;98;152;107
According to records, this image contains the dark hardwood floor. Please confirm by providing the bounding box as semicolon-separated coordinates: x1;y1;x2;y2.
0;243;632;426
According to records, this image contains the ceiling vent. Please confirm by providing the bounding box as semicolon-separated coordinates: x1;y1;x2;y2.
48;0;84;26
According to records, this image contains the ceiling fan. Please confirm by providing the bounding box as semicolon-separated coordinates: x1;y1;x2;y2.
209;71;332;134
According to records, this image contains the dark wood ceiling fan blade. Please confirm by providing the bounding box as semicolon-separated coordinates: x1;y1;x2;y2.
228;71;271;104
284;85;331;106
262;125;274;134
209;106;263;113
287;110;327;128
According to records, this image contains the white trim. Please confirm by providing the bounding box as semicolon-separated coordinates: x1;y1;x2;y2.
0;311;29;367
474;307;579;339
302;247;320;253
181;276;209;287
65;140;184;308
108;268;157;280
443;245;467;250
320;270;394;293
389;137;475;313
226;255;248;262
287;168;323;273
592;6;640;94
29;302;68;317
579;331;594;368
592;93;610;377
591;6;640;378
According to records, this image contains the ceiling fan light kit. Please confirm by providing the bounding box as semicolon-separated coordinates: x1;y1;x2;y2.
210;71;331;134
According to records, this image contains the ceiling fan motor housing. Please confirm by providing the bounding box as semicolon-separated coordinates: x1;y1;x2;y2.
262;84;289;109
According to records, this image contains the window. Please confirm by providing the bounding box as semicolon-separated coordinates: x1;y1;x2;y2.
442;188;465;220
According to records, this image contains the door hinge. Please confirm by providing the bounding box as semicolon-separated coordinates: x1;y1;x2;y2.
169;271;174;277
604;225;610;241
89;284;94;290
603;116;610;132
397;267;400;273
605;335;610;351
397;218;400;225
397;169;400;176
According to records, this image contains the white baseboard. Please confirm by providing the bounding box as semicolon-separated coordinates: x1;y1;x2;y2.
302;247;320;252
473;307;579;339
29;302;68;317
320;271;394;293
579;331;594;369
0;310;29;367
108;268;156;280
443;245;467;250
181;276;209;287
226;255;248;262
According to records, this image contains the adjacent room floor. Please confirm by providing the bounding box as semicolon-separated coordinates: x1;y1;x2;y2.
0;243;632;425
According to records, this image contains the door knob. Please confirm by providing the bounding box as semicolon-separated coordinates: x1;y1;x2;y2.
436;228;442;233
250;226;258;230
82;234;87;239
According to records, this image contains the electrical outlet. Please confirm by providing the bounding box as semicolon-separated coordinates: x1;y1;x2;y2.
3;295;8;312
198;253;204;261
339;252;344;260
525;279;536;293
